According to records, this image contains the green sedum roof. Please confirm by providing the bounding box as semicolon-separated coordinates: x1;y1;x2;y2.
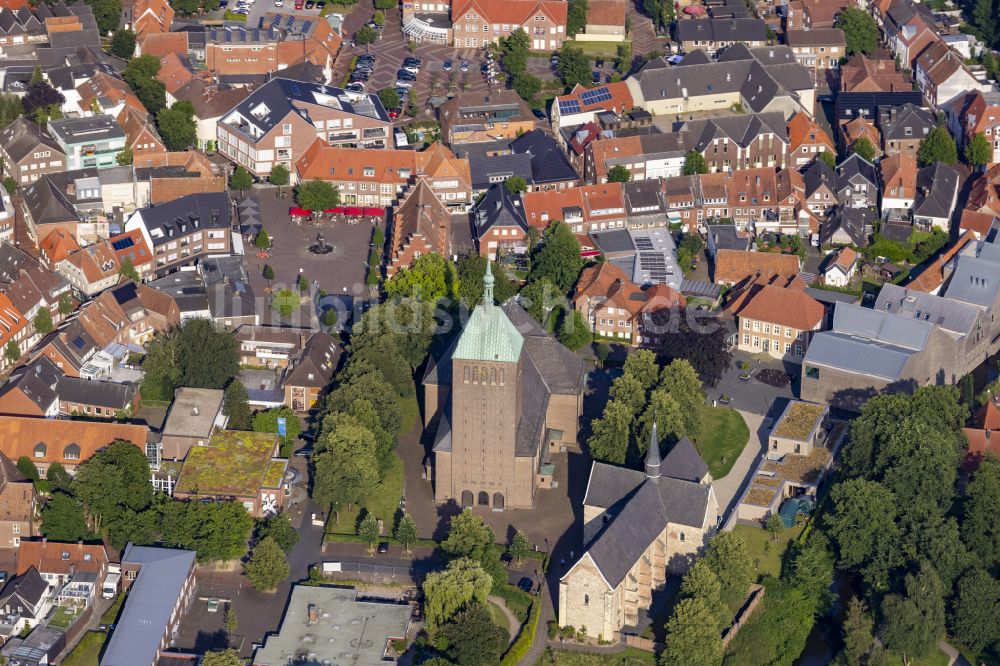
453;303;524;363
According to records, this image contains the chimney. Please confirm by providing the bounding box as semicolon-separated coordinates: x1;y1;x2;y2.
307;603;318;625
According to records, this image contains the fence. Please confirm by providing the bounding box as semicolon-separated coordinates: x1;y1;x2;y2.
721;584;765;648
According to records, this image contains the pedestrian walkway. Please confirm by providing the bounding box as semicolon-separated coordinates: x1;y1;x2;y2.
488;595;522;646
714;410;766;523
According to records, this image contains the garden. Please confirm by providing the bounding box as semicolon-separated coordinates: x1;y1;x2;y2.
692;405;750;478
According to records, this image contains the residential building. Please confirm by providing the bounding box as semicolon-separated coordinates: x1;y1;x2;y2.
835;153;879;209
915;40;990;108
823;246;859;287
522;182;626;234
884;0;940;69
572;261;686;345
586;132;690;184
437;90;536;146
768;400;827;456
626;44;815;119
787;0;850;29
423;267;587;510
56;243;122;297
947;89;1000;163
963;401;1000;470
169;78;252;149
159;387;225;460
117;106;167;161
591;227;683;289
712;248;801;285
204;17;342;82
57;376;139;418
0;117;66;187
0;454;34;549
508;129;580;190
0;357;62;417
731;279;824;361
148;260;257;328
785;28;846;83
124;192;232;277
803;159;838;215
840;51;913;92
217;78;392;179
449;0;568;51
15;539;110;588
0;5;50;46
472;183;530;259
128;0;173;38
560;431;717;640
878;103;936;156
821;206;875;247
578;0;627;42
680;111;789;172
75;72;146;120
100;545;196;666
551;82;634;129
913;162;960;231
835;91;924;127
251;586;411;666
880;153;918;216
387;179;452;278
38;229;80;269
787;111;835;166
0;417;147;477
841;117;883;159
0;568;50;634
0;293;28;371
673;17;767;56
47;116;127;171
283;331;338;411
172;430;287;517
234;325;312;369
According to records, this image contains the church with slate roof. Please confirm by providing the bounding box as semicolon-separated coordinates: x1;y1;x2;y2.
559;426;719;640
422;264;587;510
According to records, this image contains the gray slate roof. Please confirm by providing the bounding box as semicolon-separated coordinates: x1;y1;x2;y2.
674;17;766;43
0;117;64;163
510;129;579;185
943;241;1000;307
681;111;788;151
661;437;709;482
473;184;528;236
913;162;959;220
875;283;980;336
469;154;532;190
132;192;231;247
877;103;935;141
100;545;196;666
56;375;136;410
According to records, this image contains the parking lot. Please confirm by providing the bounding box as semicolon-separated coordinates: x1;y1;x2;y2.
213;0;323;28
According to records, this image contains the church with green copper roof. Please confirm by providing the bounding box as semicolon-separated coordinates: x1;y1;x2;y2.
422;263;588;510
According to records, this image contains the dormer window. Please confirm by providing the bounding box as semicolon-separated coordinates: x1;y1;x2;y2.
61;551;70;560
250;102;269;119
84;553;92;561
34;442;46;458
64;443;80;460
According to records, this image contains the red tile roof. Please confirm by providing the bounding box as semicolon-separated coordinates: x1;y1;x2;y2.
736;283;824;331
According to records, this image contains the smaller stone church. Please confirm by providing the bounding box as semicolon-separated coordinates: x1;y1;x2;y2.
559;427;719;640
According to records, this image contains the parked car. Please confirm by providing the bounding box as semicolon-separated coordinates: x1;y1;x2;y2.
591;71;601;84
517;577;533;593
443;59;453;71
595;58;605;68
305;0;314;7
345;82;365;92
460;60;469;72
294;0;303;8
532;108;546;120
396;70;416;81
394;86;411;97
377;542;389;554
316;0;325;9
500;553;512;566
395;79;414;88
350;73;370;82
207;598;220;614
387;107;400;118
402;64;419;74
293;446;314;458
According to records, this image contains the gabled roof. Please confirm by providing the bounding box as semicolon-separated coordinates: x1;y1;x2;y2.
840;52;912;92
473;184;527;236
284;331;338;388
555;81;633;116
16;540;109;576
836;152;878;187
682;111;788;151
713;249;801;284
0;357;62;416
509;129;579;185
0;117;64;163
736;282;824;330
874;283;980;337
820;206;875;247
587;0;626;25
661;436;709;482
39;229;80;266
450;0;567;26
674;17;766;42
802;159;836;197
787;111;834;153
392;179;450;258
0;567;48;611
913;162;959;220
877;103;935;141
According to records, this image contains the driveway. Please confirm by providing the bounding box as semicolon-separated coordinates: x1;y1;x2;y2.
714;409;767;523
711;350;797;415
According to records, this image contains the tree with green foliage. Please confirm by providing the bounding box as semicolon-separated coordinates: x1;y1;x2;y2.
378;87;401;110
765;513;783;541
657;359;704;437
850;137;876;162
358;512;381;552
312;423;380;523
881;562;946;661
660;597;724;666
0;94;23;131
268;163;289;195
616;41;632;75
558;309;592;351
442;509;495;560
527;220;583;293
116;146;133;166
374;0;394;7
826;477;902;592
917;126;958;166
423;557;492;631
950;568;1000;656
607;165;632;183
556;45;591;89
837;6;879;55
962;456;1000;568
123;55;166;114
58;293;73;315
110;28;137;59
32;307;53;335
262;264;275;286
657;317;732;387
245;536;289;591
513;72;542;103
587;400;634;464
256;513;299;553
230;165;253;194
355;24;379;46
385;252;458;301
118;256;140;283
704;531;754;608
818;150;837;169
223;380;252;430
394;513;418;553
567;0;588;36
457;254;518;305
683;150;708;175
500;29;530;78
966;132;992;168
40;491;91;541
84;0;122;34
200;650;242;666
157;101;197;151
46;462;72;493
519;277;560;327
837;597;874;666
253;406;302;450
505;175;528;194
621;349;657;390
73;441;152;534
636;389;684;458
372;10;385;26
224;606;238;635
272;288;297;318
2;177;16;195
508;529;531;565
140;319;239;400
5;339;20;362
295;179;340;212
159;499;253;563
16;456;38;481
678;560;728;631
440;603;509;665
255;227;270;250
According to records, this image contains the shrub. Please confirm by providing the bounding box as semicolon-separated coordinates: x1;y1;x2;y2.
500;598;540;665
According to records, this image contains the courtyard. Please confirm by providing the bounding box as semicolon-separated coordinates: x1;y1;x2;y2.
237;189;381;328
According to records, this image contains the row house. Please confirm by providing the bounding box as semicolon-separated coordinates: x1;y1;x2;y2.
785;28;846;84
0;6;49;46
840;51;914;93
124;192;232;277
75;72;146;120
841;116;883;158
884;1;940;70
521;182;626;234
47;116;127;171
586;132;688;184
0;293;28;370
204;16;341;83
878;103;936;156
295;140;473;207
472;183;530;260
785;0;849;30
673;17;767;56
880;152;918;215
387;180;452;277
217;78;392;179
681;111;789;172
915;41;991;109
4;263;72;351
0;453;34;549
449;0;567;51
128;0;173;38
787;111;835;166
572;261;686;346
0;355;137;418
0;117;67;187
948;90;1000;163
437;90;537;146
551;81;634;130
0;416;147;478
56;231;154;296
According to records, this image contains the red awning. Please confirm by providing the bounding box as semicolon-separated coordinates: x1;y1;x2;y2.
363;207;384;216
683;5;705;14
325;206;345;214
344;207;364;216
580;250;601;258
289;207;312;216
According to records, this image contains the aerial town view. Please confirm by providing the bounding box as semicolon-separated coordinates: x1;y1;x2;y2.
0;0;998;663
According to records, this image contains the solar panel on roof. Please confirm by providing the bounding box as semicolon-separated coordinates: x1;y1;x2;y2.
111;236;135;251
634;237;654;250
558;99;581;115
580;86;612;106
72;336;85;349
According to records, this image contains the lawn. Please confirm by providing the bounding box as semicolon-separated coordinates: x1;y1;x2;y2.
326;451;403;535
693;405;750;478
567;39;631;59
62;631;107;666
48;605;81;629
733;523;804;581
101;592;126;624
540;647;657;665
887;648;949;666
487;600;512;636
398;393;419;435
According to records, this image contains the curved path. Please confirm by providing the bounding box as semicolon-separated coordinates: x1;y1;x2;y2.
488;595;523;646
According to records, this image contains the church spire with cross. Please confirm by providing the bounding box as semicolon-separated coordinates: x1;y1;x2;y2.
645;421;661;479
483;256;495;305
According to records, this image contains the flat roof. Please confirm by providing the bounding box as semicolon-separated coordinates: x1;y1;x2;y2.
175;429;280;497
251;585;411;666
771;400;826;441
162;387;224;438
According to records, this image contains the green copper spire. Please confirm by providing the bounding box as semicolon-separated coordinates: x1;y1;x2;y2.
483;257;495;305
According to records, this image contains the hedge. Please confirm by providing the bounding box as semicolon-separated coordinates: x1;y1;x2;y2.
492;584;533;622
500;595;541;666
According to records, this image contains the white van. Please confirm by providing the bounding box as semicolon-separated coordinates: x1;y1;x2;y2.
102;572;121;599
